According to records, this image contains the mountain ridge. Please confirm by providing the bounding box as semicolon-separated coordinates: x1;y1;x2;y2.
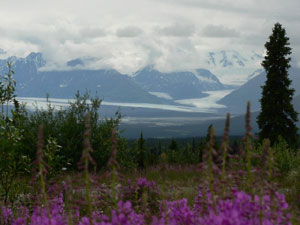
0;52;235;104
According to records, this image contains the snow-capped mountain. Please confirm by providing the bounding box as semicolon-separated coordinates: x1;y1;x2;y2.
0;53;234;102
0;53;46;86
204;50;263;85
1;51;266;106
0;52;45;72
25;52;46;68
206;50;263;68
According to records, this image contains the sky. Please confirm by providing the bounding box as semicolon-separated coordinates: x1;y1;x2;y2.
0;0;299;79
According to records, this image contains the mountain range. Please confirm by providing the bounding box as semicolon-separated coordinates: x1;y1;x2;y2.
2;50;300;138
0;52;231;104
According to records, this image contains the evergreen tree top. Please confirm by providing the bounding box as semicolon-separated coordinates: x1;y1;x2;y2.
262;23;291;72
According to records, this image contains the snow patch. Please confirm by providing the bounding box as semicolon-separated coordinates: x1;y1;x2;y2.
149;92;173;100
247;69;264;80
175;89;234;109
192;71;217;84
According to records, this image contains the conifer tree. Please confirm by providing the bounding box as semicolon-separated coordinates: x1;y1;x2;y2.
137;132;146;170
257;23;298;146
192;138;196;152
169;138;178;151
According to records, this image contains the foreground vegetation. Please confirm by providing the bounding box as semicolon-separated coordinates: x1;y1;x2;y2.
0;90;300;224
1;22;300;224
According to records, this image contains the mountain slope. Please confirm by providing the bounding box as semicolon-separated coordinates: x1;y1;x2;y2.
133;66;225;100
0;53;45;85
218;68;300;114
0;54;167;103
21;69;168;103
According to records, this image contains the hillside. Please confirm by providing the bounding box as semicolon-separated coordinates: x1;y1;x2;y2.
217;68;300;114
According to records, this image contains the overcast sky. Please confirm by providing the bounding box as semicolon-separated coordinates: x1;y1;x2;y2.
0;0;299;74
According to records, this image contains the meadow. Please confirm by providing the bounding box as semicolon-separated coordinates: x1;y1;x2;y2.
0;89;300;225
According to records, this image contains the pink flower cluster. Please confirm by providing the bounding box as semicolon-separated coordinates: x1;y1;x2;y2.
0;189;291;225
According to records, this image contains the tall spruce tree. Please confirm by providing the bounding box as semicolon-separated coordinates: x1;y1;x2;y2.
257;23;298;146
137;132;146;170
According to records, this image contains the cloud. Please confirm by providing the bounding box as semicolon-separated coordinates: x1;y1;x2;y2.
202;25;240;38
79;27;106;39
0;0;299;83
158;0;300;21
156;23;195;37
116;26;143;38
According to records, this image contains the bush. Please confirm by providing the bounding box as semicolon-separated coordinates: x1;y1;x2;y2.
273;137;296;174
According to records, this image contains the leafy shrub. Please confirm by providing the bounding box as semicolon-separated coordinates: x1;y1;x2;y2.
273;137;295;174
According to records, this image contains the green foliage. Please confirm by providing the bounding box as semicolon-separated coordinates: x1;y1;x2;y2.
44;137;64;176
198;140;205;163
169;138;178;151
284;155;300;214
163;138;201;165
145;147;160;166
0;62;124;192
116;139;137;170
2;56;300;219
0;119;31;203
257;23;298;147
272;137;297;174
24;91;122;171
0;62;30;203
0;62;17;117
